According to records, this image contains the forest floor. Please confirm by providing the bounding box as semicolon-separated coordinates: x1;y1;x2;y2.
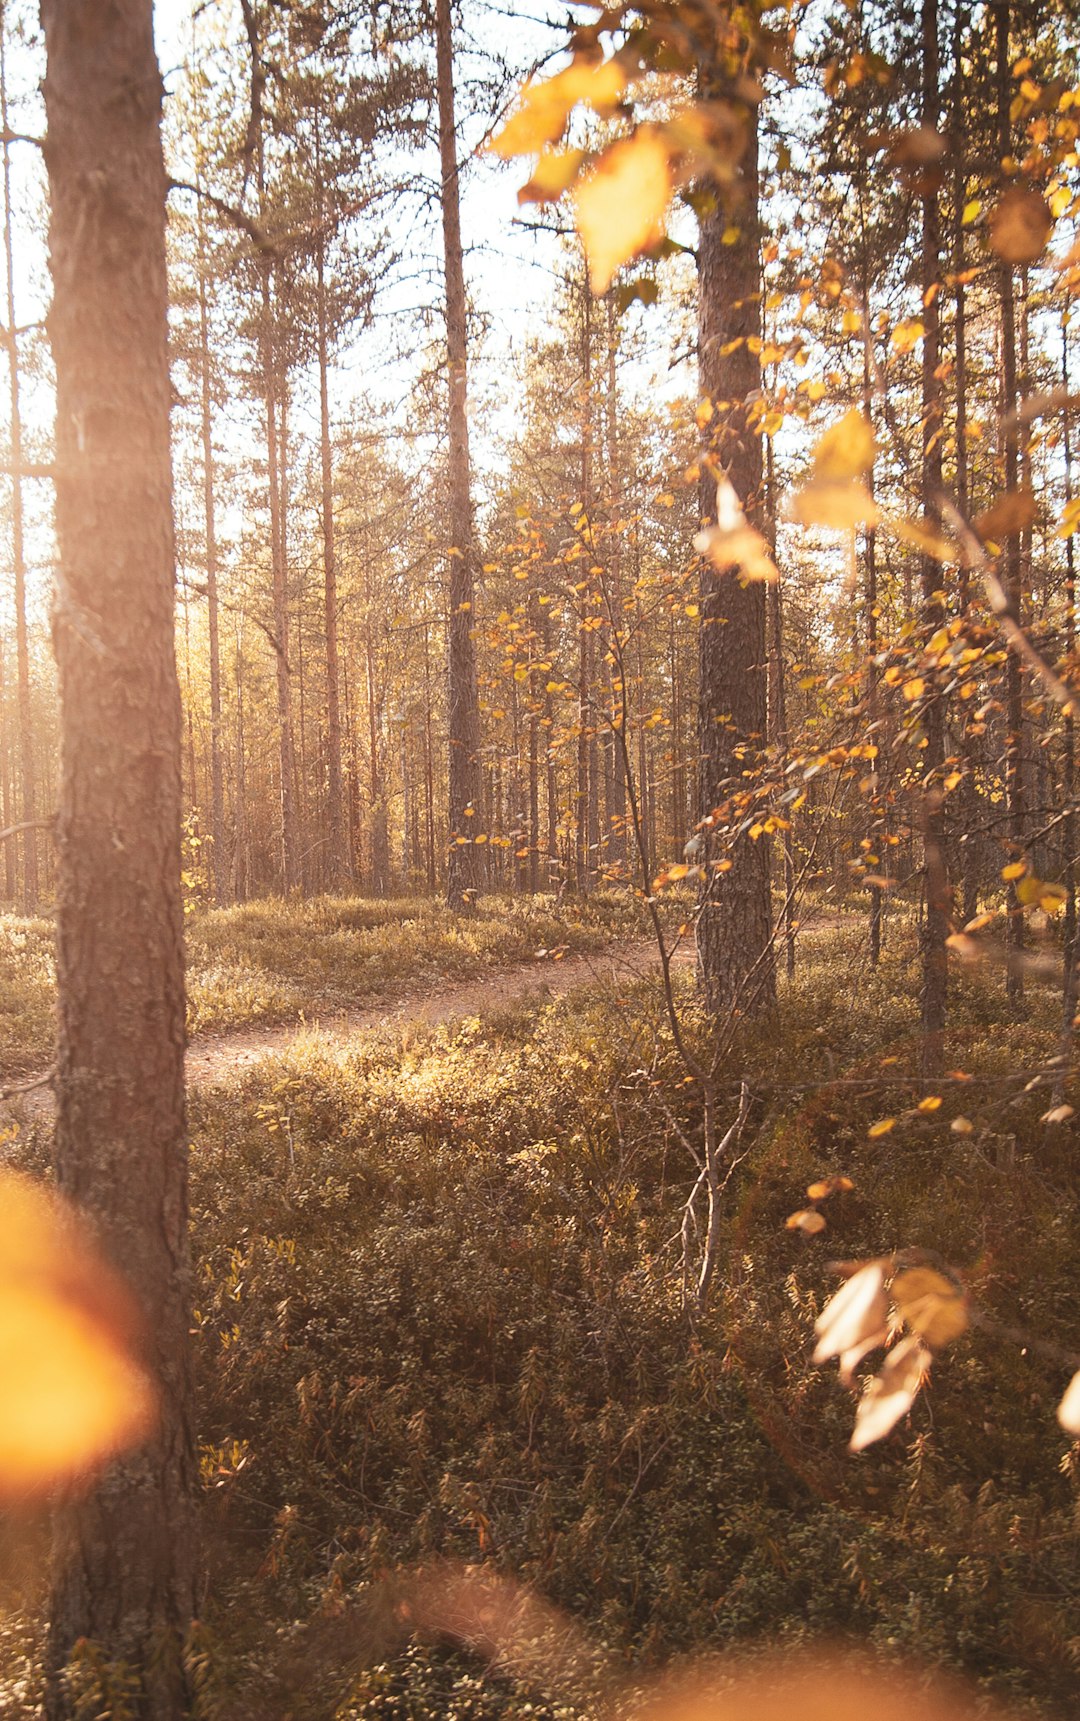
186;933;695;1087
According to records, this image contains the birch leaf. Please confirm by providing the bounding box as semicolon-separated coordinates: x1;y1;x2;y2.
849;1334;930;1452
574;128;672;294
892;1266;968;1348
813;1262;888;1364
989;187;1053;263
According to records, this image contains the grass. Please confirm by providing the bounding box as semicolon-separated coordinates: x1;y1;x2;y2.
184;889;644;1035
0;890;646;1075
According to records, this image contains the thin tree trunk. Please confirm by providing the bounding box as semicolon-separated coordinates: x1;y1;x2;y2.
436;0;482;906
195;199;226;906
314;114;348;889
1;12;37;912
920;0;948;1072
41;1;195;1709
995;0;1026;1008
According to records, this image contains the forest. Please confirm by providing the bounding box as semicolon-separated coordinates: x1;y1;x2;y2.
1;0;1080;1715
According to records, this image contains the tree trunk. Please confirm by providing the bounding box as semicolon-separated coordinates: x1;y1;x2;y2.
1;10;38;912
920;0;948;1072
196;194;226;907
314;114;348;890
40;1;195;1711
436;0;482;906
696;68;774;1019
995;0;1026;1009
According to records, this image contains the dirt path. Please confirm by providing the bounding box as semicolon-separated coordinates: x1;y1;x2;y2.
7;906;849;1117
187;936;693;1088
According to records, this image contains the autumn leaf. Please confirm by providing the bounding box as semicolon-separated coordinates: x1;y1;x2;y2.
988;186;1053;263
811;408;876;480
1058;1370;1080;1433
806;1175;854;1200
890;318;925;354
813;1262;888;1367
790;481;878;530
891;1266;968;1348
849;1333;930;1452
573;127;672;295
886;514;959;562
786;1208;827;1235
489;57;626;160
974;488;1036;542
790;409;878;529
518;147;585;205
0;1172;155;1495
693;479;779;582
1041;1104;1075;1126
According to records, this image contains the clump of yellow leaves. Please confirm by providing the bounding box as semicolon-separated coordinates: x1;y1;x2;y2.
813;1258;967;1451
0;1171;155;1495
489;51;755;295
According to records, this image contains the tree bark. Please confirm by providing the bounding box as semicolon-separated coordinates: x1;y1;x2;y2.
40;1;195;1711
995;0;1026;1009
314;112;348;890
920;0;948;1072
696;66;774;1019
1;9;38;912
436;0;482;906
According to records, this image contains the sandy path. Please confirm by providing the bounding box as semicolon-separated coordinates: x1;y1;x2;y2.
186;936;694;1088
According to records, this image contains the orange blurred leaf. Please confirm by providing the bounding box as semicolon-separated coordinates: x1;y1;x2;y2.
0;1172;155;1495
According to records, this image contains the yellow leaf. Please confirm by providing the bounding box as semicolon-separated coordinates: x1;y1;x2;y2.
693;479;779;582
1041;1104;1075;1126
490;57;626;160
807;1176;854;1200
1001;860;1027;881
868;1117;895;1137
891;1267;968;1348
885;514;958;562
790;480;878;530
813;1262;888;1366
573;127;672;295
0;1173;156;1496
811;408;876;480
917;1094;942;1112
962;198;982;225
518;146;585;205
891;319;925;354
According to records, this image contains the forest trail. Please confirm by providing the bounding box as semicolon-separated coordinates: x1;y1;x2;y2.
186;935;695;1088
7;908;850;1119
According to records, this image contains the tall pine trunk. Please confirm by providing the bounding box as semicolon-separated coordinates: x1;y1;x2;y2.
436;0;482;906
696;64;774;1018
920;0;948;1072
41;0;195;1710
1;10;37;912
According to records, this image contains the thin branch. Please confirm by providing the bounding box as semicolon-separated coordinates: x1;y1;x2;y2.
0;1063;55;1103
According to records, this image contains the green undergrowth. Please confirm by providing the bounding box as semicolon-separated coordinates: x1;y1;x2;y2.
151;928;1080;1718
